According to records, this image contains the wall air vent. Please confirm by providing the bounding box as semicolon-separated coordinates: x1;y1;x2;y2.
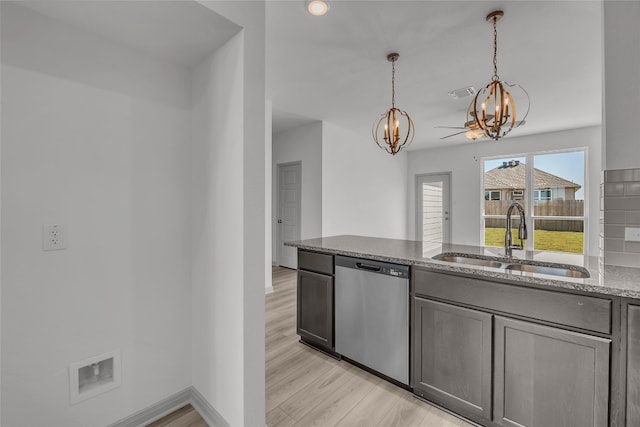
448;86;476;100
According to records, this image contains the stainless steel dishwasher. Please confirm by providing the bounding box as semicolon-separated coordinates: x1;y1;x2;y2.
335;255;410;386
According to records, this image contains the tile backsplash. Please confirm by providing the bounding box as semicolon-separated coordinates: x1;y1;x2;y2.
601;168;640;267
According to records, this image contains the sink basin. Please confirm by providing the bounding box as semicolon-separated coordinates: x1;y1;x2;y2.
504;263;590;278
435;255;506;269
433;252;590;279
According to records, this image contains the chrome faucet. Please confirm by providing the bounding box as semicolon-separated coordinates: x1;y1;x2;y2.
505;201;527;258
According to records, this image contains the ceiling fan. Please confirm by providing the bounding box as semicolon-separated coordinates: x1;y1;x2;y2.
436;112;526;141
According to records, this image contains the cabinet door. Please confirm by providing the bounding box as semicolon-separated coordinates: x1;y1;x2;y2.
627;304;640;426
494;316;610;427
297;270;333;349
412;298;492;421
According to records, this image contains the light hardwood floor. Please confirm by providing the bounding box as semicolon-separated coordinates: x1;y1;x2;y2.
150;267;474;426
147;404;207;427
266;266;473;427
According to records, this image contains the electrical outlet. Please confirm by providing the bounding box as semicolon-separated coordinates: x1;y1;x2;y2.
43;223;66;251
625;227;640;242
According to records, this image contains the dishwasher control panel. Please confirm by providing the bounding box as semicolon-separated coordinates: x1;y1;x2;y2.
335;256;410;279
388;268;406;278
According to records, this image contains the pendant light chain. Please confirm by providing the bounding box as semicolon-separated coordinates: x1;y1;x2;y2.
492;16;499;81
391;58;396;108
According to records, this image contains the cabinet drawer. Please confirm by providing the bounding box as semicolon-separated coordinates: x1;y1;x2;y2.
414;269;611;334
298;250;334;275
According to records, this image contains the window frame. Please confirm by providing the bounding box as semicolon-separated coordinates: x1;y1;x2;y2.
484;190;501;201
533;189;552;201
480;148;588;255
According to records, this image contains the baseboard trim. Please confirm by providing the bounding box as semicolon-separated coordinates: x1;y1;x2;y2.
265;285;274;294
190;386;230;427
108;386;229;427
108;387;191;427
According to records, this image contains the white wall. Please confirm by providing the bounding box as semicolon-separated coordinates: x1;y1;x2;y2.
272;121;323;263
191;33;245;427
603;1;640;171
322;122;408;239
407;126;602;256
1;4;192;426
193;2;266;426
265;100;273;292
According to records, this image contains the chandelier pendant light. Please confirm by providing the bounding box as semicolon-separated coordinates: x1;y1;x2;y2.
373;53;414;155
467;10;529;141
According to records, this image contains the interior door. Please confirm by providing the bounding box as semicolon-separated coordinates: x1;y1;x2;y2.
277;162;301;269
416;173;451;243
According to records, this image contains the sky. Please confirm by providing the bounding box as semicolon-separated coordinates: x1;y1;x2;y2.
484;151;585;200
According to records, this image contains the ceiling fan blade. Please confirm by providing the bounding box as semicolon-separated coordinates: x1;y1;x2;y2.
435;126;466;129
440;130;468;139
469;112;494;120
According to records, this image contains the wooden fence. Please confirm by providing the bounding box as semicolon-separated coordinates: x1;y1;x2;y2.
485;200;584;232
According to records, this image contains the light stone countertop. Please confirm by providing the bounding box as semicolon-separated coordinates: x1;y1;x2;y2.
286;235;640;299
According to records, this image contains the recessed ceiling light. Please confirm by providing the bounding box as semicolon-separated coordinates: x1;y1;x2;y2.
307;0;329;16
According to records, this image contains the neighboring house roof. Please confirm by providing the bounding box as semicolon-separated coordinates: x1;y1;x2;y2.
485;160;582;191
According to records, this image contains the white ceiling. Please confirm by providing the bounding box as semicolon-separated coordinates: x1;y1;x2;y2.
266;0;603;150
16;0;241;68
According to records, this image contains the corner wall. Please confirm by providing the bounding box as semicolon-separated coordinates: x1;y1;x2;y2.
1;4;192;425
192;2;266;426
322;122;408;239
190;32;245;427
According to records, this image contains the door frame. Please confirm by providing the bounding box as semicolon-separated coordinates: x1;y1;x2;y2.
415;172;452;243
276;161;302;267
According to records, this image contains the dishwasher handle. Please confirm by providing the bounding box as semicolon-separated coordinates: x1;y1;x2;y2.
355;262;381;272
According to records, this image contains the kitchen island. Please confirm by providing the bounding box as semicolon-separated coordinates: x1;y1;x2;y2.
286;235;640;427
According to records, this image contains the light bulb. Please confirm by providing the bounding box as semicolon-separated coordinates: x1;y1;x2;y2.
307;1;329;16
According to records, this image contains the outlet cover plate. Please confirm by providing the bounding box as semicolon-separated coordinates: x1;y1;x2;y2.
625;227;640;242
43;223;67;251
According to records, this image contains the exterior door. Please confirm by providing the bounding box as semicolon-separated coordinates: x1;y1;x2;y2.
277;162;301;268
416;173;451;243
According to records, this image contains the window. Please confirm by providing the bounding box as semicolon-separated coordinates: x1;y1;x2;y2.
484;191;501;201
534;189;551;201
482;150;586;254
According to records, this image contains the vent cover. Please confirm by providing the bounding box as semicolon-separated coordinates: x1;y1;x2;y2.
448;86;476;100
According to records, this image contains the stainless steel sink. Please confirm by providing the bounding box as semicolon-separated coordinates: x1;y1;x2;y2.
435;255;507;269
433;252;590;279
504;263;590;278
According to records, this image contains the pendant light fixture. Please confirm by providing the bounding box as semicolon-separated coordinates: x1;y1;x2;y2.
373;53;414;156
467;10;529;141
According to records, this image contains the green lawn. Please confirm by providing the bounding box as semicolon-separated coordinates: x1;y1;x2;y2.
485;228;584;254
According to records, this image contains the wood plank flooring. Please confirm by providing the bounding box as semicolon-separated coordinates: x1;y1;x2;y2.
267;266;474;427
147;404;207;427
150;267;474;426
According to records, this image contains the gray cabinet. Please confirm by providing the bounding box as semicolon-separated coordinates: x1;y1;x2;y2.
627;304;640;426
413;267;617;427
296;250;334;350
412;297;492;422
494;316;611;427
